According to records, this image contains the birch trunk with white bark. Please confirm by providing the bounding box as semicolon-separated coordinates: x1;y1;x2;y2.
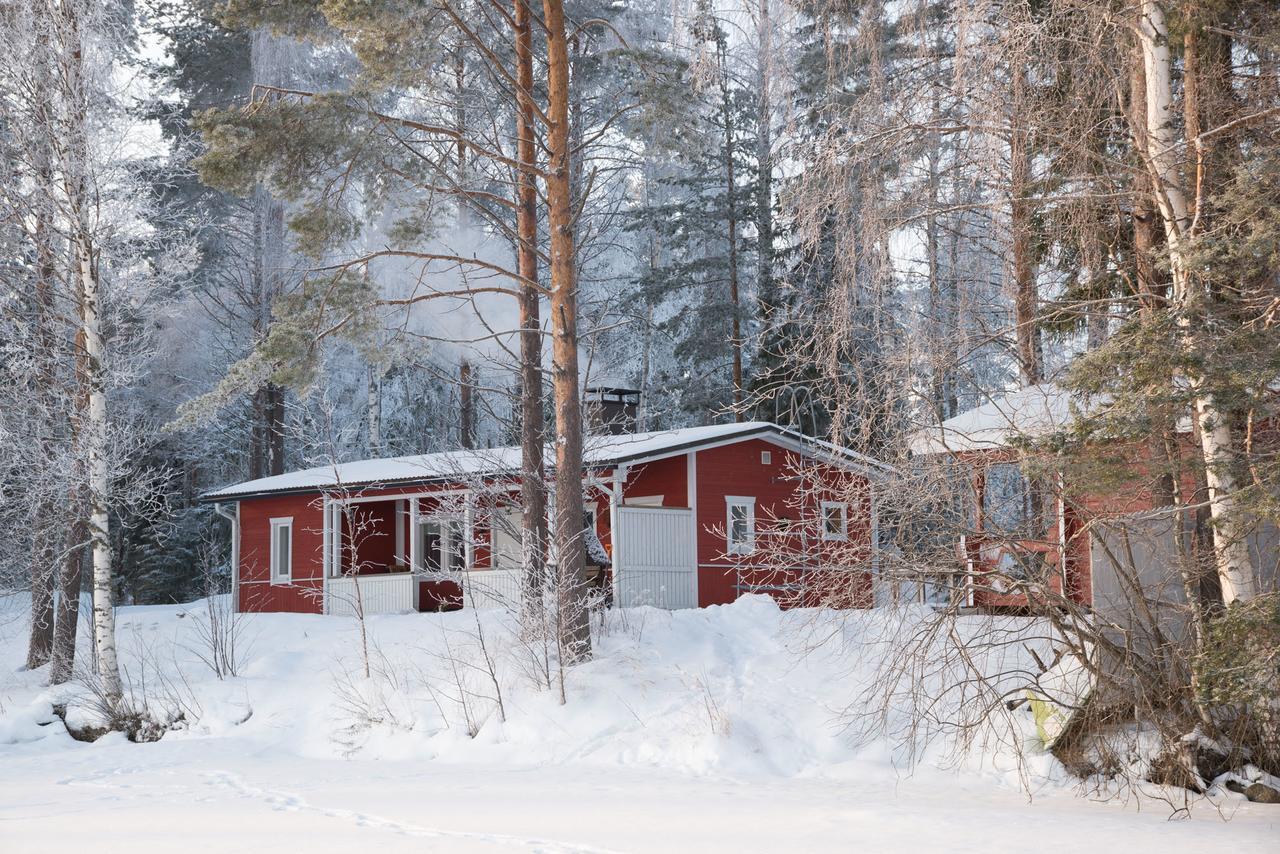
78;240;122;702
1136;0;1257;604
52;0;122;703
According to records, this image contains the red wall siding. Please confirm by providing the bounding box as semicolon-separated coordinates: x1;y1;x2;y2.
237;492;325;613
693;438;872;608
622;455;689;507
343;499;401;573
951;443;1209;610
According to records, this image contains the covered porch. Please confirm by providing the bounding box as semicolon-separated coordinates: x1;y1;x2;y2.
316;463;699;616
320;488;525;616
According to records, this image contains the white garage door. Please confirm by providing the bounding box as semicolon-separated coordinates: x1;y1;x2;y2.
616;506;697;609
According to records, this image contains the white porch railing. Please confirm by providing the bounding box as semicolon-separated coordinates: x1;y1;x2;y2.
326;573;415;616
460;569;523;610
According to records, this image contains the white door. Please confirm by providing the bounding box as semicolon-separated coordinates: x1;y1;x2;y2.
616;506;697;609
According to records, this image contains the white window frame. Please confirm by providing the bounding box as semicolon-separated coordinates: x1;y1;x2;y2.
269;516;293;584
725;496;756;555
821;501;848;541
417;513;467;574
761;450;772;465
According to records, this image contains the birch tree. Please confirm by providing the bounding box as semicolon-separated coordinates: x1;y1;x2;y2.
1134;0;1258;603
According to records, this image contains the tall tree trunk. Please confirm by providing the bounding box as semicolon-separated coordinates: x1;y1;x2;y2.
459;359;475;449
79;238;121;703
367;363;382;456
514;0;548;611
50;514;86;685
249;30;289;479
55;0;121;704
25;15;59;671
541;0;591;660
1009;67;1040;385
721;50;744;419
26;519;57;669
754;0;774;351
924;142;956;421
454;46;471;231
25;113;59;670
1136;0;1257;603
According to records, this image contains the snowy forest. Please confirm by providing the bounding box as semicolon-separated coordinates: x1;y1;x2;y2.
1;0;1280;848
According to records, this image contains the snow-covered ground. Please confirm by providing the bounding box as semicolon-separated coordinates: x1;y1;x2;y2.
1;594;1274;852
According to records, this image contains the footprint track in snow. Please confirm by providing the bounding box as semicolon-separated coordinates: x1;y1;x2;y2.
204;770;622;854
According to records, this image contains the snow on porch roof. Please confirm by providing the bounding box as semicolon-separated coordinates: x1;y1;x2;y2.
909;383;1076;455
202;421;891;501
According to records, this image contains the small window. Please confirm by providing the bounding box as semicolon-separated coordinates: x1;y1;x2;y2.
821;501;848;541
983;463;1051;538
761;451;772;465
270;517;293;583
583;503;597;532
726;497;756;555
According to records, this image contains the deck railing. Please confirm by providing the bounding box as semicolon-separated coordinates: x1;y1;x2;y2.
325;572;415;616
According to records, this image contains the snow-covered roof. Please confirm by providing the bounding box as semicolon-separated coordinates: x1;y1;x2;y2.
909;383;1076;455
203;421;890;501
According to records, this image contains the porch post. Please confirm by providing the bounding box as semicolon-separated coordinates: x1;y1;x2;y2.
408;496;419;572
1056;470;1068;593
608;465;628;607
331;500;344;578
395;499;405;566
869;480;884;608
407;497;420;610
322;497;331;614
463;492;475;571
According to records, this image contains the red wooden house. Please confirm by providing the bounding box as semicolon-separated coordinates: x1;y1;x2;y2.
204;421;891;615
909;383;1278;614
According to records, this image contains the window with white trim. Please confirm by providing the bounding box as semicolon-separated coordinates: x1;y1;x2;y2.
270;517;293;583
726;497;756;555
761;451;772;465
821;501;848;541
418;516;466;573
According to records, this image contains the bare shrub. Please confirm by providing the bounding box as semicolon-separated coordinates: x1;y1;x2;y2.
330;642;422;755
62;625;201;743
183;539;251;679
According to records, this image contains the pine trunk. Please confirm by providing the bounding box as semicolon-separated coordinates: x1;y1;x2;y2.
514;0;548;612
754;0;773;366
540;0;591;660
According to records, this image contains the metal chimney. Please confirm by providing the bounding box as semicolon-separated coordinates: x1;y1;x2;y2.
585;386;640;435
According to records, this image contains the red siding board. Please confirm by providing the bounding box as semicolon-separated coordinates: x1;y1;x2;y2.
692;438;873;608
237;492;325;614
